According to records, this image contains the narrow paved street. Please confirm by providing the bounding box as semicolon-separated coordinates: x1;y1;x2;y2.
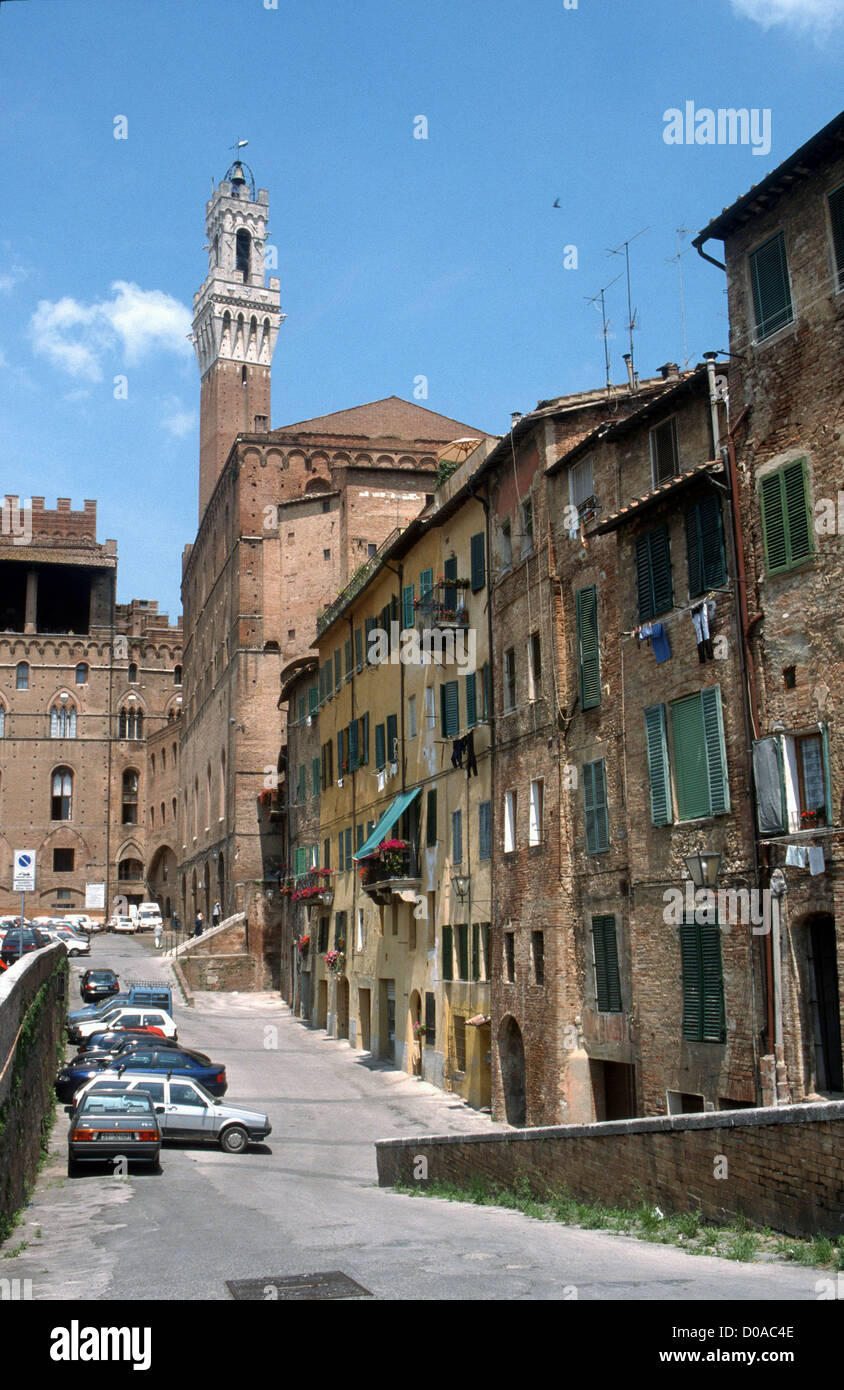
2;936;823;1301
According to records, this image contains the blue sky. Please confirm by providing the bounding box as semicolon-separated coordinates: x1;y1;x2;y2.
0;0;841;617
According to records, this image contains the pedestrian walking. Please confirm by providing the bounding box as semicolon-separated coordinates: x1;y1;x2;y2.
153;921;163;949
212;900;221;928
194;911;204;937
172;911;181;936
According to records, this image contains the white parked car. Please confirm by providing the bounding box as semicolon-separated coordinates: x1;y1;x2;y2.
110;915;138;934
41;926;90;956
75;1006;179;1043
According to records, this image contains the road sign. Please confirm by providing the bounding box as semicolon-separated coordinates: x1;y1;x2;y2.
13;851;36;893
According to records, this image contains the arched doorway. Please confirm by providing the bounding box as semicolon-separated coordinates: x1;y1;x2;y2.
498;1015;526;1126
409;990;423;1075
805;914;843;1093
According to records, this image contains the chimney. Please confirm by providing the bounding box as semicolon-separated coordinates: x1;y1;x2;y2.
658;362;680;381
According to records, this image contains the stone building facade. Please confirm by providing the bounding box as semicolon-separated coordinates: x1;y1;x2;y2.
695;108;844;1101
0;497;182;920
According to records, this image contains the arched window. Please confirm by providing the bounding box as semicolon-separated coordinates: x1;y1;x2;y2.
161;748;166;772
236;229;251;281
118;858;143;881
122;769;139;825
119;705;143;739
128;662;138;682
160;801;166;825
172;795;178;825
174;665;182;685
51;767;73;820
0;704;5;738
50;701;77;738
75;663;88;685
150;805;155;829
16;662;29;690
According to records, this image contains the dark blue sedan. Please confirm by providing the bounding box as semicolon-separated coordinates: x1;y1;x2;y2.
56;1046;226;1104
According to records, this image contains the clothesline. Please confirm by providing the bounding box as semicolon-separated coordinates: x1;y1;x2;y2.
621;586;730;638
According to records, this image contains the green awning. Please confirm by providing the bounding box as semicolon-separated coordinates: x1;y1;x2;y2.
353;788;421;860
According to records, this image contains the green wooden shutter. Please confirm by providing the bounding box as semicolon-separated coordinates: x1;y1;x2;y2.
312;757;320;797
441;681;459;737
386;713;398;763
344;639;352;681
420;568;434;602
345;827;352;867
592;915;622;1013
701;685;730;816
478;801;491;859
760;471;788;573
337;727;344;774
365;616;376;663
635;526;673;621
402;584;415;629
679;921;703;1040
442;925;453;981
700;924;726;1042
338;833;344;872
783;458;812;566
443;557;458;613
426;788;437;846
576;585;601;710
356;823;364;851
297;765;306;803
686;495;726;597
295;846;307;877
470;532;486;591
749;231;793;339
821;723;832;825
360;712;369;766
308;684;318;716
471;923;480;980
355;627;363;671
671;694;710;820
334;650;342;691
348;718;359;771
374;723;386;770
465;671;477;727
644;704;672;826
457;923;469;980
583;759;609;853
452;809;463;863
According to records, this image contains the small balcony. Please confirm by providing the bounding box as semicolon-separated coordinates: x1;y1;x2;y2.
285;870;335;907
414;580;470;631
358;842;421;903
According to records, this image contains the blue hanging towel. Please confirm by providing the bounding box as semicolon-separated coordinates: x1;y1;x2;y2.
648;621;671;663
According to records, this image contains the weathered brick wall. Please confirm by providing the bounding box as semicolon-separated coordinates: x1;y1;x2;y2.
180;952;259;992
376;1101;844;1239
0;946;66;1237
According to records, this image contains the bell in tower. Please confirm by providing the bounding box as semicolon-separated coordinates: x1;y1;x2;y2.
191;148;285;521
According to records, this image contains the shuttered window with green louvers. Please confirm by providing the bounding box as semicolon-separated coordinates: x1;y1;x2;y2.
359;711;369;765
442;924;454;981
347;719;359;771
670;687;730;820
575;585;600;710
644;704;672;825
685;494;726;597
308;684;318;716
635;525;673;621
334;649;342;692
470;532;486;592
426;789;437;847
386;713;398;764
592;915;622;1013
312;758;320;797
759;459;812;575
465;671;477;727
337;728;345;774
583;758;609;853
402;584;415;629
830;185;844;292
749;230;793;340
374;723;386;771
441;681;459;737
355;627;364;671
680;920;726;1043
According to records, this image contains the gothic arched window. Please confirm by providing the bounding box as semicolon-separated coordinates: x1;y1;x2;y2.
50;702;77;738
51;767;73;821
119;705;143;739
122;769;139;825
16;662;29;690
236;229;251;281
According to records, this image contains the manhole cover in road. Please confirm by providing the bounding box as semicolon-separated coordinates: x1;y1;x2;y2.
226;1271;373;1301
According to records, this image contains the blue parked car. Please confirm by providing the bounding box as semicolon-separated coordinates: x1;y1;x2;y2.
67;983;172;1025
56;1044;226;1104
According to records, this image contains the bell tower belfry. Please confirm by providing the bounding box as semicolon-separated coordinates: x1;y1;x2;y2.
192;156;283;521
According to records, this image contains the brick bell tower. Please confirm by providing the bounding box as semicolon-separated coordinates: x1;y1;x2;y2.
192;154;283;520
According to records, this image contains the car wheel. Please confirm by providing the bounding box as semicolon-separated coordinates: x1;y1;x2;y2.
67;1158;81;1177
219;1125;248;1154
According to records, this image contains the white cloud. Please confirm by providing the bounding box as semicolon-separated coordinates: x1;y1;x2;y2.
731;0;844;34
29;281;192;380
0;265;26;294
161;395;197;438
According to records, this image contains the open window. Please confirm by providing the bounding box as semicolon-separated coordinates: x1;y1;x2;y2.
753;728;831;834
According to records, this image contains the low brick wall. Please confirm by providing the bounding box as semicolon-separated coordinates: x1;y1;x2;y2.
179;953;259;992
376;1102;844;1239
0;945;66;1238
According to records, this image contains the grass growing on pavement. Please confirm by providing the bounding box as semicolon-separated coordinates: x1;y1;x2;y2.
393;1174;844;1270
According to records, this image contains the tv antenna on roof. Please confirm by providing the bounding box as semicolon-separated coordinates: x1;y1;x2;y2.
585;272;622;396
607;226;648;384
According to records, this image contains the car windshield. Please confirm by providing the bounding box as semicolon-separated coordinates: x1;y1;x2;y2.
79;1093;153;1115
88;973;116;983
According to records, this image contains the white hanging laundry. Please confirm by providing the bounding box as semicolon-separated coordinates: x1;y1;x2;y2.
377;770;386;792
808;845;825;876
785;844;808;868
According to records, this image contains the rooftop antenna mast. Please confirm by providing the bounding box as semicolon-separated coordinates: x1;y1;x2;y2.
607;226;648;385
585;272;623;397
667;228;694;369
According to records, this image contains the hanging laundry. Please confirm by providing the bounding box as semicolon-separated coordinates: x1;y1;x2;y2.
451;736;467;769
465;728;478;778
785;844;808;868
639;622;671;663
377;770;386;792
691;602;714;663
808;845;825;876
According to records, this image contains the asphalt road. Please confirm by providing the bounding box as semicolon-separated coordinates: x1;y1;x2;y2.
1;934;827;1302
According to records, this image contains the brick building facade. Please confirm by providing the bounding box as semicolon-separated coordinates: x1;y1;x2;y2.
0;497;182;920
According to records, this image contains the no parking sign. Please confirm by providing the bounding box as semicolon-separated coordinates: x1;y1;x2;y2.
13;851;36;893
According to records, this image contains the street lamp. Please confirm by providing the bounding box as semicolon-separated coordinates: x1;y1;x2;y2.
684;850;722;890
452;873;471;902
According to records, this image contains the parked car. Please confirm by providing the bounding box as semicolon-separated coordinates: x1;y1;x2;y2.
67;1087;161;1175
79;968;120;1004
72;1007;178;1045
109;915;138;934
1;926;52;966
75;1074;271;1153
56;1044;222;1105
41;926;90;957
67;983;173;1025
79;1026;167;1052
64;914;97;934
